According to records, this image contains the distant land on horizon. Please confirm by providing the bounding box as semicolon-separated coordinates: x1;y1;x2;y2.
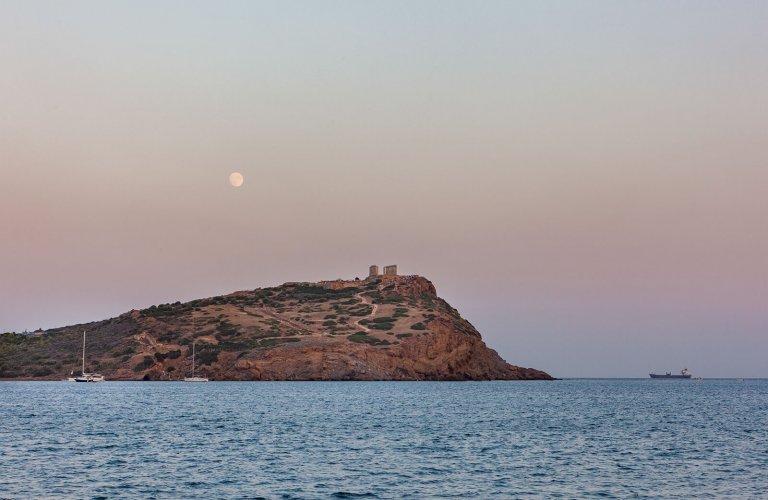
0;270;552;381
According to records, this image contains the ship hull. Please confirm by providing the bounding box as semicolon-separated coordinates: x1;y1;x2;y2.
649;374;692;379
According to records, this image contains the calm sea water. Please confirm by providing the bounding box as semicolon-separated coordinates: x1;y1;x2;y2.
1;380;766;499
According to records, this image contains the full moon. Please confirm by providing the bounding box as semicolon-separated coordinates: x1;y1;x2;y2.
229;172;244;187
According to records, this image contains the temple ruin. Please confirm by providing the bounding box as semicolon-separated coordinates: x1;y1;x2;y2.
367;264;398;278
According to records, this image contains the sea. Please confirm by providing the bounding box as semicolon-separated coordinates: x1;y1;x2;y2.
0;379;766;499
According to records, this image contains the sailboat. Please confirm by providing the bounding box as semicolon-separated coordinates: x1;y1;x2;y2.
184;342;208;382
71;330;105;382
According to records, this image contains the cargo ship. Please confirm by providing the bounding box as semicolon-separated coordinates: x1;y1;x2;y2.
649;368;691;379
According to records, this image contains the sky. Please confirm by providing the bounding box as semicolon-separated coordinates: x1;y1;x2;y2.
1;1;766;377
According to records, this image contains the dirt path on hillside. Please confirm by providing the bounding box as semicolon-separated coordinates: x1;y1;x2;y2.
353;293;378;333
260;308;312;335
135;332;158;349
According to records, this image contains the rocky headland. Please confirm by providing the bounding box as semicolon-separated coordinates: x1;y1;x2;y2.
0;274;552;381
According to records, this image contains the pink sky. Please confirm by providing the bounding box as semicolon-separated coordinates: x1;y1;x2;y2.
1;1;766;376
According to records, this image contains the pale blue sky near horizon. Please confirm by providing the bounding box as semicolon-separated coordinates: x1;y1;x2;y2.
1;1;766;377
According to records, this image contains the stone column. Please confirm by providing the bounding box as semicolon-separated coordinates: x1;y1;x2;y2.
383;265;397;276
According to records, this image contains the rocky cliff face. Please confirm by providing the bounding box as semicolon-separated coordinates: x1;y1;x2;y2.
0;276;552;381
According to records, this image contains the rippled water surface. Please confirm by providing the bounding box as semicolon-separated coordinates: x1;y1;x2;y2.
1;380;766;498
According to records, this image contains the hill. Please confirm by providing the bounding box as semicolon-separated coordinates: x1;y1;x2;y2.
0;275;552;380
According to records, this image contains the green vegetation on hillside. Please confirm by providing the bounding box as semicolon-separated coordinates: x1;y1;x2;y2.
0;275;468;379
348;332;391;346
0;316;139;379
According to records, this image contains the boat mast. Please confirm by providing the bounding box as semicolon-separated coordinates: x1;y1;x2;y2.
82;330;86;375
192;317;196;377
